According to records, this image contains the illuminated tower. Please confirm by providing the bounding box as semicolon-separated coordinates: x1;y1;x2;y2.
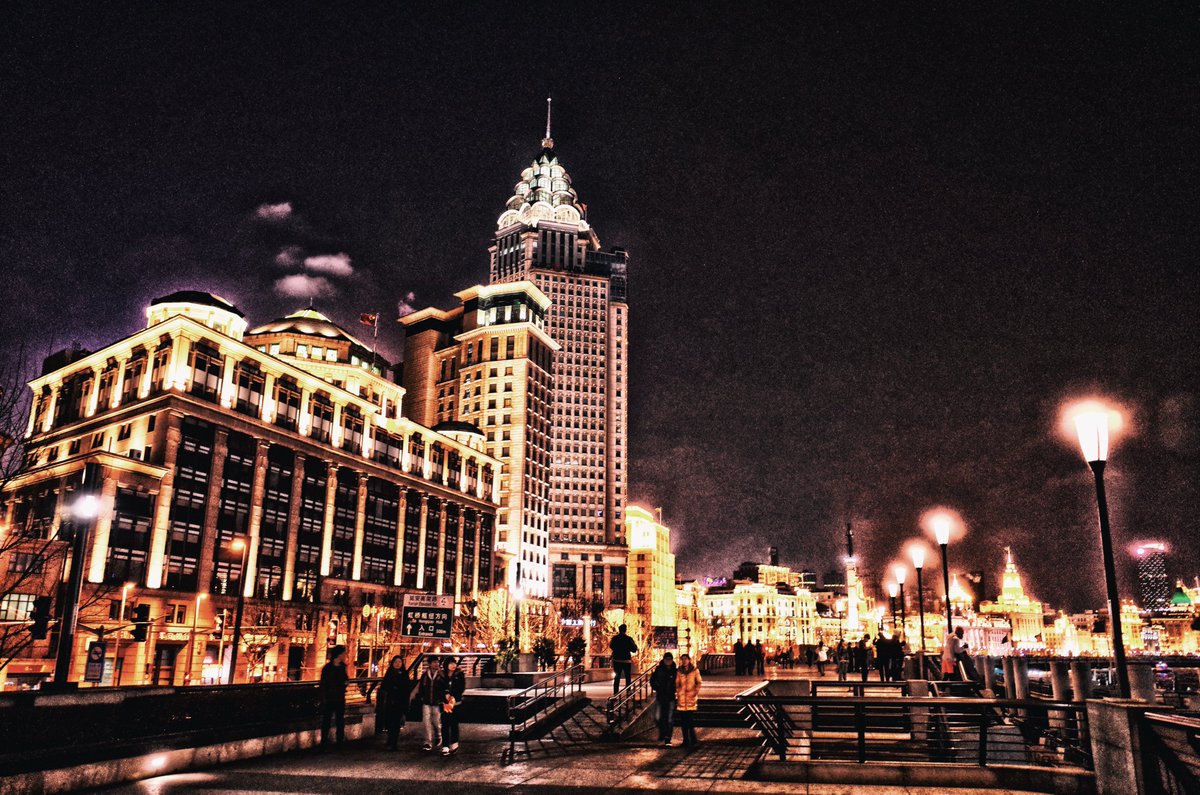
488;100;631;606
1135;542;1170;612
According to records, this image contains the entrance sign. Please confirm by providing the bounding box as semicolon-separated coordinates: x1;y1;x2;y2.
652;626;678;650
401;594;455;639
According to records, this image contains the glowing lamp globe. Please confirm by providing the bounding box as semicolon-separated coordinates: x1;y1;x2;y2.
893;564;907;585
932;515;952;546
886;581;899;599
910;546;925;570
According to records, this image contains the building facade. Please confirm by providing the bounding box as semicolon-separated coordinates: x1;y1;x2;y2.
700;581;818;651
400;281;557;601
487;120;631;603
1;292;499;687
625;506;675;630
1135;542;1170;613
978;548;1045;647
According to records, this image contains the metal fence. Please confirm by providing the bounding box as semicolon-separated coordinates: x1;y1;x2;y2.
736;684;1092;771
1142;712;1200;795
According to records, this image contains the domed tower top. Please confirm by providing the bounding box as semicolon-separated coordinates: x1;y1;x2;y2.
496;97;590;232
146;290;247;339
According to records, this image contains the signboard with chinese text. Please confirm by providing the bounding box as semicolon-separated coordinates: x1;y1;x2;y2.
401;594;454;639
652;626;678;650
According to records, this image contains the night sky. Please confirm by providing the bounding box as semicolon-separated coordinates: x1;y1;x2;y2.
2;6;1196;611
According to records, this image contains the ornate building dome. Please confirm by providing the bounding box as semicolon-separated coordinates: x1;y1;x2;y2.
496;98;589;231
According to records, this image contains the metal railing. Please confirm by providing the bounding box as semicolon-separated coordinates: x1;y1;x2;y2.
736;687;1092;771
811;680;911;697
604;667;654;733
699;653;735;674
507;664;584;734
1142;712;1200;794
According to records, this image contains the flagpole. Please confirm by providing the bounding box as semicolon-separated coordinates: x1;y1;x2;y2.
370;311;378;370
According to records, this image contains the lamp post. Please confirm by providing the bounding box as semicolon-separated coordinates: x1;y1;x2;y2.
886;581;899;633
110;582;135;686
185;592;206;685
910;547;927;656
835;598;846;641
1072;404;1131;699
893;564;908;640
52;486;102;689
933;515;954;636
227;537;249;685
512;586;524;657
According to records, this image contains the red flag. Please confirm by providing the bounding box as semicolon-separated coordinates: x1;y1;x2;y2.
359;312;378;326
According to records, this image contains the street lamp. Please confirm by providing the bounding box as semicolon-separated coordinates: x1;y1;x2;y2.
910;546;927;656
186;592;206;685
111;582;135;686
893;564;908;639
835;598;846;641
227;537;250;685
51;479;102;689
932;513;955;636
1071;402;1131;699
886;581;899;633
512;585;524;658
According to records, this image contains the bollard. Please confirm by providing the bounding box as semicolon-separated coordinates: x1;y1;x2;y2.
909;679;930;743
1049;661;1072;733
1129;663;1156;703
1069;661;1093;701
1002;656;1016;699
1012;657;1030;700
980;655;996;695
902;654;919;680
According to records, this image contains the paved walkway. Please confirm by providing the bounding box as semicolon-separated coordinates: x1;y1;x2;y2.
102;722;1036;795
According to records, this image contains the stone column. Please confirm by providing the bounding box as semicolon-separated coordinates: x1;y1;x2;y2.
111;357;128;409
1070;661;1093;701
980;654;997;694
282;451;305;600
352;472;368;581
86;473;119;583
242;439;270;597
393;490;407;587
453;505;465;603
320;463;338;576
435;502;448;595
1012;656;1030;700
1129;662;1156;702
415;495;429;589
471;512;482;599
196;429;229;593
146;412;183;589
1086;699;1154;795
1002;655;1016;699
1050;660;1073;732
48;476;67;542
42;384;59;433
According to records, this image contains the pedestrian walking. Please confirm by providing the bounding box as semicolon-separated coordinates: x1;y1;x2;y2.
441;657;466;755
942;627;965;681
674;653;703;748
815;641;828;677
414;657;447;752
378;654;410;750
733;640;745;675
754;640;765;675
835;642;848;682
609;624;638;694
650;652;678;746
319;645;349;748
856;637;870;683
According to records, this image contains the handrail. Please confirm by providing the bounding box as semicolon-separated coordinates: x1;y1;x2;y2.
604;667;654;730
507;664;584;728
735;692;1092;769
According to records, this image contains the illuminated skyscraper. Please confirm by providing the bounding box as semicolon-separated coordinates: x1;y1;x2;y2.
488;101;630;605
1135;542;1170;612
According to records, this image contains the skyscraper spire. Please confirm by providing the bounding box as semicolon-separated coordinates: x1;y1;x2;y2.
542;96;554;149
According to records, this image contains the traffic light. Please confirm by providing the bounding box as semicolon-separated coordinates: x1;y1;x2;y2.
130;604;151;642
29;596;52;640
211;610;225;640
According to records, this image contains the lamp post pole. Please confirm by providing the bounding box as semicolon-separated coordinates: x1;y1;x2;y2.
1071;402;1131;700
914;565;927;655
186;592;206;685
111;582;133;686
51;473;102;689
1089;459;1131;699
227;538;249;685
897;582;906;639
939;543;952;633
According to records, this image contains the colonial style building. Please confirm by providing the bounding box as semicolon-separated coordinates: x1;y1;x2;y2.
487;107;631;604
400;281;557;601
0;292;499;687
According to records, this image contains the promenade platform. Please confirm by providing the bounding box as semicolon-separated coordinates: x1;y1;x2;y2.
100;722;1031;795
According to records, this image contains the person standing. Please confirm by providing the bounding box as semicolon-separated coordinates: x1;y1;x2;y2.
378;654;410;750
942;627;965;681
650;652;678;746
856;637;870;683
835;641;848;682
733;639;745;676
319;645;350;748
674;653;703;748
414;657;447;752
815;641;828;677
441;657;466;755
609;624;638;694
754;640;765;675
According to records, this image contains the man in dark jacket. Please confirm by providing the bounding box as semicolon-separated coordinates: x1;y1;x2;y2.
378;654;410;750
650;652;678;746
319;645;350;747
610;624;638;694
414;658;447;752
733;639;745;675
